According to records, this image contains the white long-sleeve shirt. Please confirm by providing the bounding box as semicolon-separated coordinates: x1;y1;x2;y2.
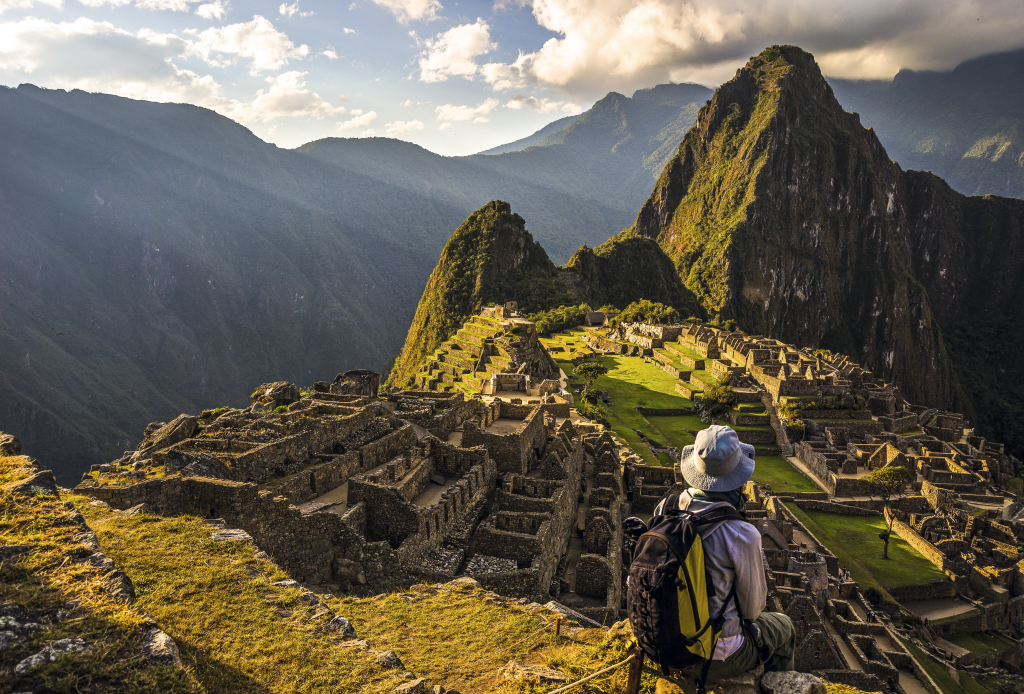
653;491;767;660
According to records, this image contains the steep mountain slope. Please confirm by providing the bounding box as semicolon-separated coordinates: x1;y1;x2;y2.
477;113;582;154
0;80;711;481
388;201;580;388
389;201;698;388
301;82;713;262
0;85;460;483
830;49;1024;200
632;45;1024;456
558;230;702;315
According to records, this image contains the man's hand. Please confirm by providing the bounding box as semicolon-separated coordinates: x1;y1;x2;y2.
622;517;648;567
623;517;648;537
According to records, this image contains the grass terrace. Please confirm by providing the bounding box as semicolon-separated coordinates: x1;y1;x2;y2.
750;455;819;493
67;498;660;694
945;631;1018;656
900;637;991;694
789;507;948;601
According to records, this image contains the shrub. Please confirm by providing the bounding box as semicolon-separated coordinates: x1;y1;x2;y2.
786;420;806;441
609;299;678;327
700;382;736;417
863;587;883;606
528;303;592;336
273;405;288;414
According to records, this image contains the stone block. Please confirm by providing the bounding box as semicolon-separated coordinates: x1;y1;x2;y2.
760;671;826;694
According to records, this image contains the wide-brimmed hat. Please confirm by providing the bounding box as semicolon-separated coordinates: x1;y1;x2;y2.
679;425;755;492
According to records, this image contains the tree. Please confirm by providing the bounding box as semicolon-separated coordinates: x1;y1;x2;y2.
574;362;609;403
861;465;914;559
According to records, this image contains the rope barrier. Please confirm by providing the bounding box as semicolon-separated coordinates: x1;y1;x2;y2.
542;652;638;694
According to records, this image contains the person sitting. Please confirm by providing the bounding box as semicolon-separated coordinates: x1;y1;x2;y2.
654;425;795;690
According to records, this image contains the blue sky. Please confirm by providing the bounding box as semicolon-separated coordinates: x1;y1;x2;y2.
2;0;1023;155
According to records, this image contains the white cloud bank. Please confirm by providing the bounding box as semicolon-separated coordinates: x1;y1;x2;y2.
505;94;580;114
418;18;493;82
336;108;378;129
0;16;338;125
428;0;1024;98
385;119;424;135
435;98;498;128
0;0;61;12
370;0;440;23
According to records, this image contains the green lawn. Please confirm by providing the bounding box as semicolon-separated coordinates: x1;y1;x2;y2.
562;355;700;466
750;455;820;493
900;637;990;694
945;631;1017;656
1008;477;1021;494
790;507;948;591
563;354;779;471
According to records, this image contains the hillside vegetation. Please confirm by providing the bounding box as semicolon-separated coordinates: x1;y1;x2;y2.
632;45;1024;458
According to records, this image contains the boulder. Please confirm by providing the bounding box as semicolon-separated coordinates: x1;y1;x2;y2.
331;370;380;397
326;615;357;637
99;569;136;604
271;579;299;588
8;469;60;497
761;672;827;694
121;503;151;518
132;415;197;463
395;679;426;694
447;577;479;590
14;638;89;674
210;529;253;544
250;381;300;407
0;433;22;456
430;474;446;486
376;650;404;669
141;628;182;667
501;660;567;683
333;558;366;585
178;452;233;480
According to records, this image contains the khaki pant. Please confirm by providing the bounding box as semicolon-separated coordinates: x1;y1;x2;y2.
655;612;795;694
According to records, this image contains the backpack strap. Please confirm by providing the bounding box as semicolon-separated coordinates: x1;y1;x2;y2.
695;581;739;694
656;493;681;517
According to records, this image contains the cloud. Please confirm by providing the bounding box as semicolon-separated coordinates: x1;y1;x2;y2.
0;0;62;12
278;1;313;17
320;48;338;59
343;27;355;34
505;94;580;114
225;71;345;122
0;17;338;128
418;18;495;83
135;0;193;9
399;99;412;106
385;119;424;136
476;0;1024;96
195;0;226;19
336;109;378;129
370;0;440;23
435;98;498;127
189;15;309;75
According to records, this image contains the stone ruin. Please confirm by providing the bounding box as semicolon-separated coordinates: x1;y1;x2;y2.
74;370;627;623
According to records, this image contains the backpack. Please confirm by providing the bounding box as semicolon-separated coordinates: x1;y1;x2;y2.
626;494;746;692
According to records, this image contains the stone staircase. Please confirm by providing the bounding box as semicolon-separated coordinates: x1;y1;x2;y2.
415;315;512;394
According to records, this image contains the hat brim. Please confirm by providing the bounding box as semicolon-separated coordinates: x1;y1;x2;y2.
679;442;756;492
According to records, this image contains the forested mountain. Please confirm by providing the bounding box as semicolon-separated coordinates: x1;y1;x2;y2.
633;45;1024;457
0;81;712;482
5;46;1024;481
830;49;1024;199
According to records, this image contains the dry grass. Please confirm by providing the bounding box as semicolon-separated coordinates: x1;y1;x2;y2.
0;455;196;693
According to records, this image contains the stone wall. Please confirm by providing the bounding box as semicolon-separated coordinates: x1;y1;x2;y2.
461;404;547;474
793;500;880;516
576;554;613;601
360;425;417;470
269;451;360;504
74;476;393;587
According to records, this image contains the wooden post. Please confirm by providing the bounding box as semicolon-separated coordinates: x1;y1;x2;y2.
555;617;562;636
625;648;645;694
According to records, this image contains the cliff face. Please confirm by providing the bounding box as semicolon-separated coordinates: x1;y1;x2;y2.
388;201;579;388
633;45;1024;454
559;230;702;314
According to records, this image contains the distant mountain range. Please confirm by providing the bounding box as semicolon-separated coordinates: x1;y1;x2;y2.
830;48;1024;200
3;47;1023;482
